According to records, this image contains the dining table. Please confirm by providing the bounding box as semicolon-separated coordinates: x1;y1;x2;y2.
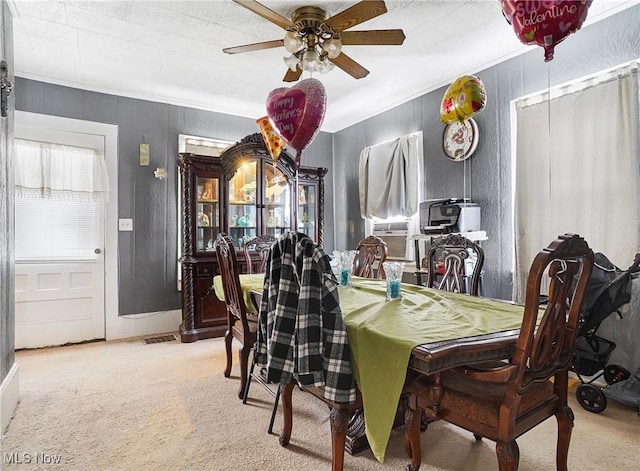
213;273;534;464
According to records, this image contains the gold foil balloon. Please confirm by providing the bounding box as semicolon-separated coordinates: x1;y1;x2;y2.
256;116;285;162
440;75;487;124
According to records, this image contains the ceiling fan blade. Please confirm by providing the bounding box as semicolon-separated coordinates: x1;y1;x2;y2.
330;53;370;79
283;66;303;83
223;39;284;54
324;0;387;33
232;0;293;29
340;29;405;46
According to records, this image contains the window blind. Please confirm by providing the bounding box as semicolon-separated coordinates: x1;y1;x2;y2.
15;197;99;261
14;138;104;261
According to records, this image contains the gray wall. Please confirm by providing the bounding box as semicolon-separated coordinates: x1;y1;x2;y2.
333;6;640;300
1;0;15;420
14;80;333;315
11;5;640;314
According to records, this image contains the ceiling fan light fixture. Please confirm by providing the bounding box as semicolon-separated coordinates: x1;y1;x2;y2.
319;58;335;74
302;49;321;72
283;54;299;71
283;30;302;53
224;0;405;81
322;37;342;59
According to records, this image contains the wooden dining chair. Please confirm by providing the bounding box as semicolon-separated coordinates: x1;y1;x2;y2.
404;233;594;471
243;234;277;274
255;231;360;471
215;233;256;401
353;235;388;279
215;233;280;433
422;233;484;295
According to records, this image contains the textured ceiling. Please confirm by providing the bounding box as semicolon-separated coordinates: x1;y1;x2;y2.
8;0;639;132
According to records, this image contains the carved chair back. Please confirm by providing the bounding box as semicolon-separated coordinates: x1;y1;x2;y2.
215;233;249;332
513;233;593;390
404;233;594;471
244;234;277;274
423;233;484;295
353;235;388;279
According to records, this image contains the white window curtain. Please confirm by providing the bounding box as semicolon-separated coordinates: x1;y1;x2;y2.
513;62;640;303
15;139;109;202
358;133;422;219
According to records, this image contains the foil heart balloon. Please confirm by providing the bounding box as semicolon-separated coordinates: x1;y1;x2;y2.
255;116;285;162
440;75;487;124
266;78;327;169
502;0;593;62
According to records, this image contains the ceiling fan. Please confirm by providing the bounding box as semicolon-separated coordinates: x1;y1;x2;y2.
223;0;406;82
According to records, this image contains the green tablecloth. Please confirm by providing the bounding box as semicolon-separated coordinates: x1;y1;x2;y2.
213;274;265;312
340;277;527;462
226;274;528;463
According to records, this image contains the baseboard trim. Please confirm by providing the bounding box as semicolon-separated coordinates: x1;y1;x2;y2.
1;362;20;434
107;309;182;341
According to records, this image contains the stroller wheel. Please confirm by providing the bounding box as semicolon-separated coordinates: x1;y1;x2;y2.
576;384;607;413
603;364;630;385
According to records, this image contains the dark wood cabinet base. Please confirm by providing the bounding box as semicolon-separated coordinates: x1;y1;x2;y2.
179;323;227;343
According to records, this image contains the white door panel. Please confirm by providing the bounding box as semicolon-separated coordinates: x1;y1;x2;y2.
15;115;108;349
15;261;105;349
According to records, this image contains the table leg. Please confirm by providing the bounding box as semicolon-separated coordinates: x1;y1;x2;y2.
404;393;423;471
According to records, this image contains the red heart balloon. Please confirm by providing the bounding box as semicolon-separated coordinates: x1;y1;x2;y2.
266;78;327;169
502;0;592;62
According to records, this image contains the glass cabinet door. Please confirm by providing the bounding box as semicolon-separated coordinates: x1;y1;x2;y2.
228;161;258;249
264;163;291;239
196;176;220;253
297;182;317;239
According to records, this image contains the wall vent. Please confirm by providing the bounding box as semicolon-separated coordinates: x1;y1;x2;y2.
143;334;177;344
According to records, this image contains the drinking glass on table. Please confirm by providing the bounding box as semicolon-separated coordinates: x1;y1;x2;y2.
383;261;405;300
333;250;356;288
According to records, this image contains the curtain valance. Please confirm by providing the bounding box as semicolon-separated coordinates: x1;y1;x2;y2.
15;139;109;202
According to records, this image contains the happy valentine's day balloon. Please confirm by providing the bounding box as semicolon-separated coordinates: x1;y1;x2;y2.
440;75;487;124
255;116;285;162
502;0;592;62
266;78;327;169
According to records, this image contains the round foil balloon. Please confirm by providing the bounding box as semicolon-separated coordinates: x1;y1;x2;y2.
255;116;285;162
502;0;593;62
440;75;487;124
266;78;327;169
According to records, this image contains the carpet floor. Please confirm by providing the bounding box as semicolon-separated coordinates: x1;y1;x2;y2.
1;335;638;470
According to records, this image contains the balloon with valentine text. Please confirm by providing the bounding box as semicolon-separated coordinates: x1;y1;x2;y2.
266;78;327;169
255;116;285;162
502;0;593;62
440;75;486;124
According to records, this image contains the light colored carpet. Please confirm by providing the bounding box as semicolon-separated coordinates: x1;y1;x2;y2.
1;335;638;470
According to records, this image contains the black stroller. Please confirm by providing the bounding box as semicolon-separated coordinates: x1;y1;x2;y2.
573;252;640;413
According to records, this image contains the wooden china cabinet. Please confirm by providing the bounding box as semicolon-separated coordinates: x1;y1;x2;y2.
178;133;327;342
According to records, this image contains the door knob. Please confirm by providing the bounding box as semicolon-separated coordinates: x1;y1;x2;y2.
94;248;102;254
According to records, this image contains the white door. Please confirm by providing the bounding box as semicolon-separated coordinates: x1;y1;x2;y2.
14;124;106;349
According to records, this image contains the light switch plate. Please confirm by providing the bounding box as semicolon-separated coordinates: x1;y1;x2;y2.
118;218;133;231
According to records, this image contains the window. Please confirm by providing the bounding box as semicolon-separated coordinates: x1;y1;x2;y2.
15;197;99;261
512;61;640;302
14;139;107;261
